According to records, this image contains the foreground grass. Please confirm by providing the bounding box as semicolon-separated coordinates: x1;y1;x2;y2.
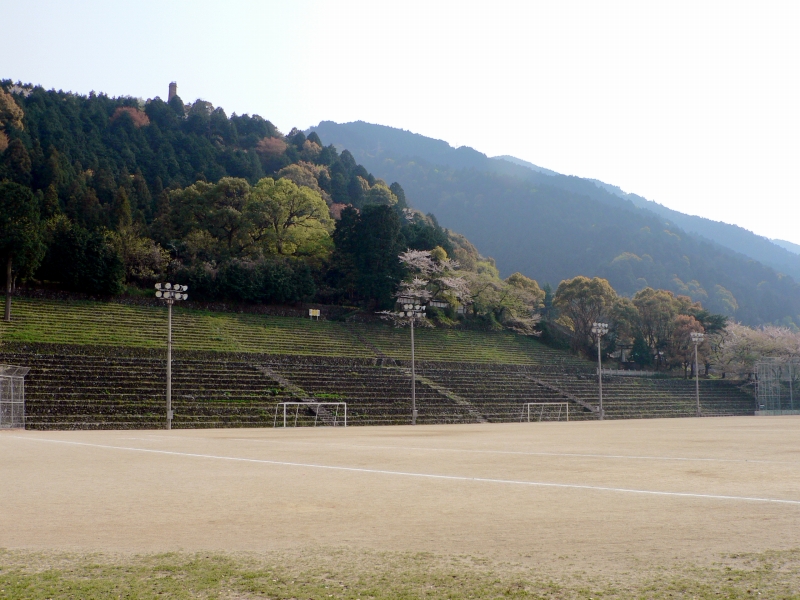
1;548;798;599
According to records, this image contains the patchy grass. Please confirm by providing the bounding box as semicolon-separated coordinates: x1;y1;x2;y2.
1;547;798;599
0;297;589;366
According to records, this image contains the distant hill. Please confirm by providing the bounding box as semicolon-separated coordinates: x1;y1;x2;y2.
491;155;560;177
583;180;800;282
772;239;800;256
310;120;800;326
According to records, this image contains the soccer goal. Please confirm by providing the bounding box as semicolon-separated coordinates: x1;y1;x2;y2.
521;402;569;422
273;402;347;428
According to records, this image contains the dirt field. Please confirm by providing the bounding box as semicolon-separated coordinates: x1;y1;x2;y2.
2;417;799;577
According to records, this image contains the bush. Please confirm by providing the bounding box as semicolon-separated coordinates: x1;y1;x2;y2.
38;218;125;295
174;257;315;304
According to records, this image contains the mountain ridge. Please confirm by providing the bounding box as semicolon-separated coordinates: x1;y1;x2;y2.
312;120;800;281
309;120;800;326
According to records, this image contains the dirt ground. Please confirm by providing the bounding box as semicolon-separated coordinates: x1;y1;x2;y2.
2;417;799;575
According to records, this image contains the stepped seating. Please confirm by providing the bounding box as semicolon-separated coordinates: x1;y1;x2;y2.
0;346;755;429
2;298;373;358
417;366;595;421
0;296;756;428
0;350;293;430
3;298;595;366
0;298;588;369
346;322;589;366
537;374;755;419
417;367;755;421
266;360;476;426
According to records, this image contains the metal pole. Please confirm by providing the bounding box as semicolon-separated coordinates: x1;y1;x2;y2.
790;361;794;412
4;255;11;322
411;317;416;425
597;336;604;420
166;300;172;430
694;341;701;417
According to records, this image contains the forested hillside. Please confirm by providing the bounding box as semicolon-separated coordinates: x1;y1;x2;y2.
310;120;800;326
0;82;456;311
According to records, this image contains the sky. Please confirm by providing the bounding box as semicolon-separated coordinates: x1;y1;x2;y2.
4;0;799;244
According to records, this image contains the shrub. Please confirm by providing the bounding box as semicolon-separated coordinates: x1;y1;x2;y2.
174;257;315;304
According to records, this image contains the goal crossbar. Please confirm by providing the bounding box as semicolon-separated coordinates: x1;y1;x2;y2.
522;402;569;422
273;402;347;428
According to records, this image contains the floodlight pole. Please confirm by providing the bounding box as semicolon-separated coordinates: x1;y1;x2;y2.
592;322;608;420
166;298;173;430
155;282;188;430
399;302;425;426
410;316;416;426
597;338;603;420
691;331;704;417
694;340;699;417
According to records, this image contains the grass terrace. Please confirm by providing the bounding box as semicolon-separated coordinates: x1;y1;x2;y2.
347;321;588;366
0;298;372;358
0;297;588;366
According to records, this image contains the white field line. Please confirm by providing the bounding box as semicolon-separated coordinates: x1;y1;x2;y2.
132;433;797;466
127;433;800;466
194;435;800;466
9;436;800;506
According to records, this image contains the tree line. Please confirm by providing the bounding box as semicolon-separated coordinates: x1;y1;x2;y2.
0;83;453;315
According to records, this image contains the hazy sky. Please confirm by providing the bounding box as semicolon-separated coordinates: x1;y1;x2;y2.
4;1;799;244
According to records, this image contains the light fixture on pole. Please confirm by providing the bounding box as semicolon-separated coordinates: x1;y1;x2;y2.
402;302;427;425
591;322;609;420
155;282;188;430
690;331;705;417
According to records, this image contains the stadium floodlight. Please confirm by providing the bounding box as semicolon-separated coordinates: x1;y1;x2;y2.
591;322;609;420
690;331;705;417
390;301;428;425
406;303;427;425
155;283;189;430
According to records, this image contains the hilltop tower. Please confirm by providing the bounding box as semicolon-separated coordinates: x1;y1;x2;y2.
168;82;177;102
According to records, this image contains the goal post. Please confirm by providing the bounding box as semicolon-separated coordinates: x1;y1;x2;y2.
521;402;569;422
273;402;347;428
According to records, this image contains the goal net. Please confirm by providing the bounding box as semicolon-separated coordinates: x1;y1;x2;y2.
273;402;347;427
521;402;569;422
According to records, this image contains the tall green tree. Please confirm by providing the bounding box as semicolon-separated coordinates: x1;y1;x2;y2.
553;276;617;353
0;182;45;320
38;216;124;295
247;177;332;256
1;139;32;185
356;205;405;308
332;205;405;308
633;287;681;368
